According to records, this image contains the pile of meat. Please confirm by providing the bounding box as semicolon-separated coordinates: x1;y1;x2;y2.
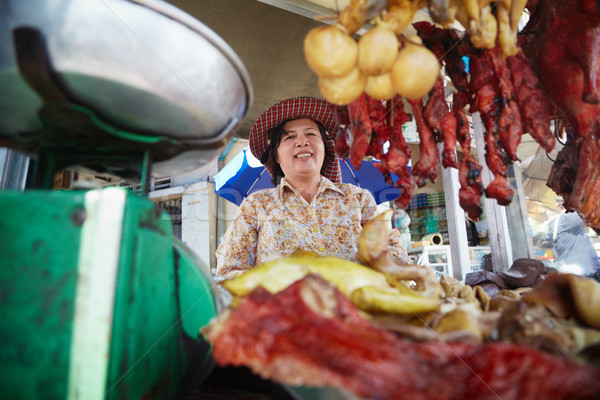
334;0;600;231
203;274;600;400
203;208;600;399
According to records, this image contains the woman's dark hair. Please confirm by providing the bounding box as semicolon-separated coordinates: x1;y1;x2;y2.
263;118;330;186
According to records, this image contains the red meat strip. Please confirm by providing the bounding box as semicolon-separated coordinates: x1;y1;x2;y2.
454;94;472;155
334;126;351;159
439;112;459;169
414;21;471;107
459;161;485;221
424;75;449;139
423;76;459;169
470;49;514;205
347;93;373;169
454;95;484;220
492;49;523;162
483;115;514;205
384;97;414;209
468;47;496;94
506;51;555;153
408;98;439;187
333;105;351;158
365;95;389;160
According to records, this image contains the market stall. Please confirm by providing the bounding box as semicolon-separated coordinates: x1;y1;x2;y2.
1;0;599;399
203;0;600;399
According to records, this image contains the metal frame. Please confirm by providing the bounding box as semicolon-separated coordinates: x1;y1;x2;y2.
439;143;471;280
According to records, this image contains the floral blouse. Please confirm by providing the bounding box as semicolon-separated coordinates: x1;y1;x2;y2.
215;177;411;278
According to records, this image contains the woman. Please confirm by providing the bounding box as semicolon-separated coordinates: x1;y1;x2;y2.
215;97;411;278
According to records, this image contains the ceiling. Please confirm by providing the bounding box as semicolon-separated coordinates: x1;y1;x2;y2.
166;0;335;140
166;0;437;140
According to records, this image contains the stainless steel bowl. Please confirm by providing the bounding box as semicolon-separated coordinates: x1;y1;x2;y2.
0;0;253;176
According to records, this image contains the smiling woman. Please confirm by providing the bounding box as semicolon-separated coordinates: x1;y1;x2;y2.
215;96;412;278
272;118;327;201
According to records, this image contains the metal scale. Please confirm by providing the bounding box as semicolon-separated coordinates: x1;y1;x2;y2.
0;0;252;398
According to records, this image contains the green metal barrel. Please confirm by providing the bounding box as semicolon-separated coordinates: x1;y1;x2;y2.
0;188;217;399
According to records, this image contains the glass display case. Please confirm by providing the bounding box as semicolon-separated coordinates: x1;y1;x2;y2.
467;246;491;272
407;245;452;278
406;193;448;243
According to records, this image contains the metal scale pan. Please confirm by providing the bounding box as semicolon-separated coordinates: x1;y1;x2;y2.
0;1;252;398
0;0;253;181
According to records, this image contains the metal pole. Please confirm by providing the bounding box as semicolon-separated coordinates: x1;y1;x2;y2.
438;143;470;281
509;163;535;259
0;148;30;190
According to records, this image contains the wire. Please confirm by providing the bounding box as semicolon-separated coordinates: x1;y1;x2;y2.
554;119;568;146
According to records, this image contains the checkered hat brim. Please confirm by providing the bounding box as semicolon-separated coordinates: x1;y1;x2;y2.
249;97;341;183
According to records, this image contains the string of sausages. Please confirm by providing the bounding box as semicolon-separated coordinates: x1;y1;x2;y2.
332;21;555;221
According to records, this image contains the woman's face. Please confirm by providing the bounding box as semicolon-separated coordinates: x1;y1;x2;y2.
276;118;325;180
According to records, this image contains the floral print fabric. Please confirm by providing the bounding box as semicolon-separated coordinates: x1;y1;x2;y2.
215;177;411;278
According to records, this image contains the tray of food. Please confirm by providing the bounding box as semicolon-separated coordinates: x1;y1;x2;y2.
203;211;600;400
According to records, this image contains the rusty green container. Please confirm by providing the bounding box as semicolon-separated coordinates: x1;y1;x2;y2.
0;188;218;399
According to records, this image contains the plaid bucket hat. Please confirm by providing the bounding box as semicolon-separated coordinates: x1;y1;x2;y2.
249;96;342;183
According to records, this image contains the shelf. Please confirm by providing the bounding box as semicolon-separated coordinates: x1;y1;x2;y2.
407;244;450;254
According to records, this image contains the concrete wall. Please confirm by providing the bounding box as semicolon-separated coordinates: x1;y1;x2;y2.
149;181;218;273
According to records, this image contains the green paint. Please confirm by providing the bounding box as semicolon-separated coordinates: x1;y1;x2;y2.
0;190;84;399
0;189;217;399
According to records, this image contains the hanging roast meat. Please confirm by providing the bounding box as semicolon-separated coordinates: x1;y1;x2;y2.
522;0;600;233
408;97;440;187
